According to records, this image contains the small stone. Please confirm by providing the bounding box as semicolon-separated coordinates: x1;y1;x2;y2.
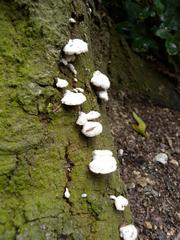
118;149;124;156
170;159;179;167
174;233;180;240
154;153;168;165
175;212;180;222
144;221;153;229
136;177;148;187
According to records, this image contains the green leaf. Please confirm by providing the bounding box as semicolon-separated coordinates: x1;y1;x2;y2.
132;112;148;138
132;36;157;52
165;38;179;55
155;28;170;39
153;0;165;14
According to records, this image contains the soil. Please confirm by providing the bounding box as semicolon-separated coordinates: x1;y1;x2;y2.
107;90;180;240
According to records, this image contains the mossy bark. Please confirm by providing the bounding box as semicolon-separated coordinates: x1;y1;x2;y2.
0;1;131;239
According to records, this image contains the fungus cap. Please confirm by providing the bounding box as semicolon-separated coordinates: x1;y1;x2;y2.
98;90;109;101
76;112;87;126
81;121;103;137
92;150;113;157
110;195;129;211
61;90;86;106
86;111;101;120
56;78;69;88
91;70;110;90
64;187;70;199
63;39;88;55
89;151;117;174
120;224;138;240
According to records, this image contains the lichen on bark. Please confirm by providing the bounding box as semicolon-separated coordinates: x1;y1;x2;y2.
0;0;131;239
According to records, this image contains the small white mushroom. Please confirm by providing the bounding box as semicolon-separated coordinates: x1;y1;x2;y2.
110;195;128;211
64;187;70;199
60;58;68;66
98;90;109;101
61;90;86;106
82;121;103;137
76;111;101;126
91;70;110;90
68;63;77;75
92;150;113;157
81;193;87;198
63;39;88;55
75;87;84;93
74;78;78;82
56;78;69;88
76;112;87;126
86;111;101;120
120;224;138;240
89;150;117;174
69;18;76;24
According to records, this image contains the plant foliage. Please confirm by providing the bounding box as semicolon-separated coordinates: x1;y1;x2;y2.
103;0;180;60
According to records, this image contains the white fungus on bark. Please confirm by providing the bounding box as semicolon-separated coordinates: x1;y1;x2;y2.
56;78;69;88
89;150;117;174
81;193;87;198
64;187;70;199
61;90;86;106
68;63;77;75
91;70;110;90
98;90;109;101
86;111;101;120
81;121;103;137
120;224;138;240
63;39;88;55
110;195;129;211
76;111;101;126
69;18;76;24
76;112;87;126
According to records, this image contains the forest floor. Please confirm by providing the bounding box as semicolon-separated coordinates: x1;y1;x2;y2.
107;90;180;240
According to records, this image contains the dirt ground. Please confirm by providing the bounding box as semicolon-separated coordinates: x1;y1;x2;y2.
107;90;180;240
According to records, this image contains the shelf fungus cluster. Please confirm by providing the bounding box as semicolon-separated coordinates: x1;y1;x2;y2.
61;38;88;78
57;33;138;239
91;70;110;101
76;111;102;137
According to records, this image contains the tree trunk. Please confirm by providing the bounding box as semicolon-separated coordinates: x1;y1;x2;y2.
0;1;131;239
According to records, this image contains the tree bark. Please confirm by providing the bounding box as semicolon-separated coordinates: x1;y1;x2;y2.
0;1;131;239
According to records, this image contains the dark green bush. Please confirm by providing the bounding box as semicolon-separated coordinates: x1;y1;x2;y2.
103;0;180;61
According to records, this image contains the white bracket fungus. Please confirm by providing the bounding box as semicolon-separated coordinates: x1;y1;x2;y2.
120;224;138;240
68;63;77;75
91;70;110;90
110;195;128;211
56;78;69;88
63;39;88;55
76;111;101;126
69;18;76;24
64;187;70;199
81;193;87;198
89;150;117;174
98;90;109;101
61;90;86;106
82;121;103;137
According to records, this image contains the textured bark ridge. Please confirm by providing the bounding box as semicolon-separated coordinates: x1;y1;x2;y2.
0;1;131;239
